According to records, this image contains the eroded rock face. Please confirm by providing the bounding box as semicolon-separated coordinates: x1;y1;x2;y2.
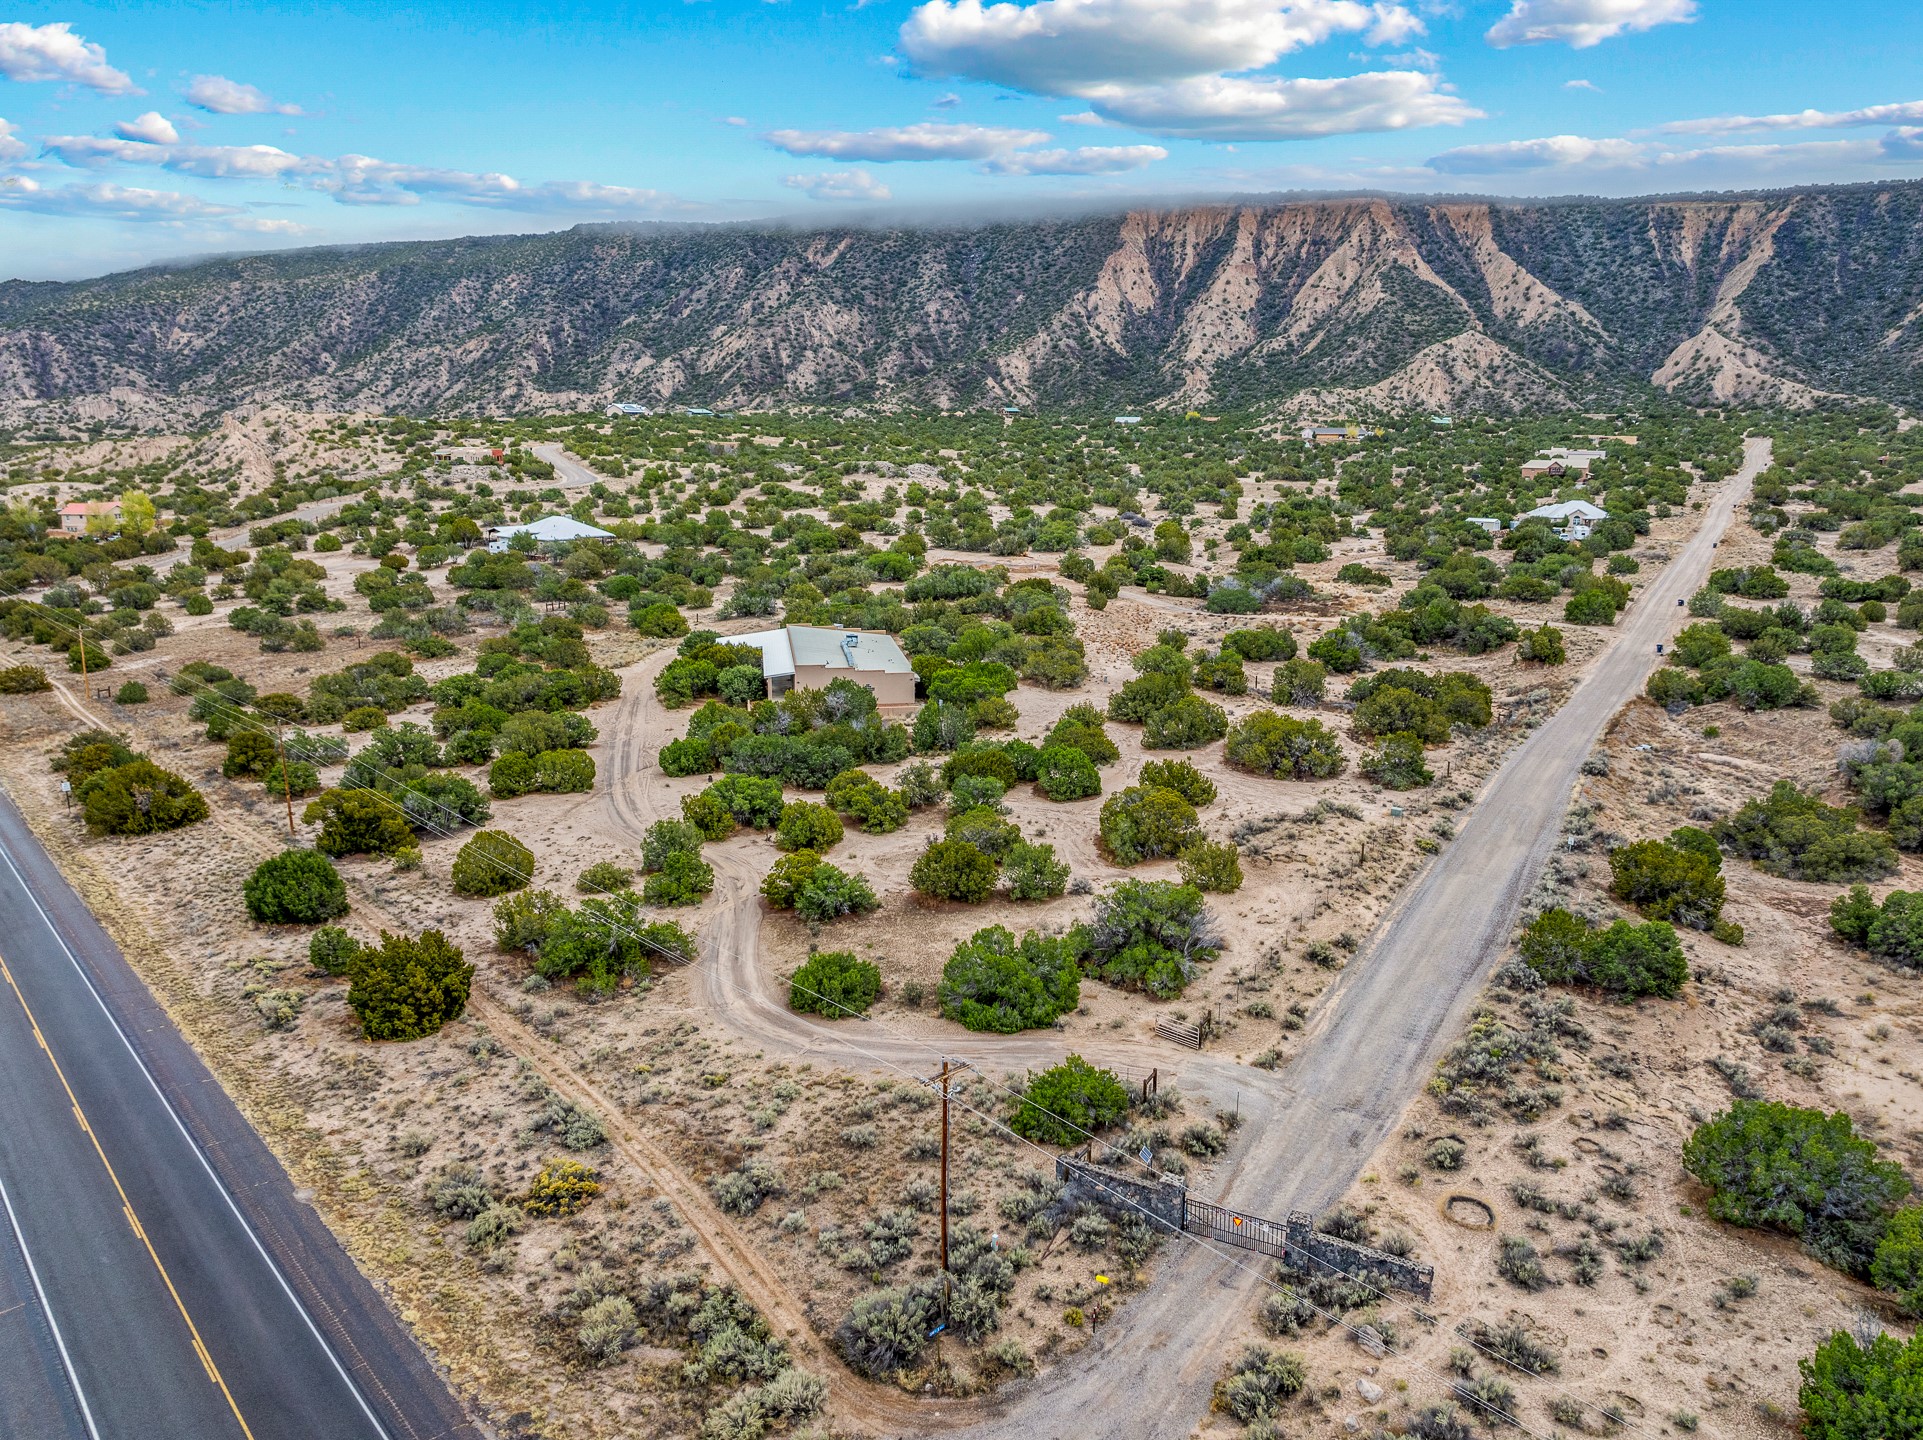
6;184;1923;416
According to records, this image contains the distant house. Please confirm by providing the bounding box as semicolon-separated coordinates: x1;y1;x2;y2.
58;500;121;534
1002;406;1022;416
1114;415;1143;425
1522;447;1606;478
605;403;651;417
1464;516;1503;535
434;445;503;463
731;625;916;711
1520;459;1568;479
484;515;616;552
1520;499;1609;541
682;407;716;417
1303;424;1369;445
1430;415;1454;427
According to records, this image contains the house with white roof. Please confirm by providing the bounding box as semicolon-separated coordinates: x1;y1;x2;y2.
731;625;916;711
484;515;616;552
1519;499;1609;541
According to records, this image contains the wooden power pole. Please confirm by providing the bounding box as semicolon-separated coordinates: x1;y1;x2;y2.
922;1056;971;1319
273;723;297;841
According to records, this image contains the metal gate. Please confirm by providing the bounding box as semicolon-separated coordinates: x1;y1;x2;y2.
1183;1198;1291;1260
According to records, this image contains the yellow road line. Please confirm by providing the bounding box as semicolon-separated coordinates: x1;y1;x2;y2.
0;952;256;1439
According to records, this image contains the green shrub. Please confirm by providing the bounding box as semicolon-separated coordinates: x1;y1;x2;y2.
0;664;51;693
1714;781;1897;883
304;787;414;857
1011;1055;1130;1145
1684;1101;1911;1275
1099;785;1202;864
1045;705;1119;765
575;860;634;893
1608;835;1727;930
67;640;110;673
1080;878;1219;997
308;925;361;975
1564;588;1619;625
523;1158;600;1217
642;851;714;906
1223;626;1296;662
1142;694;1229;750
1003;840;1069;900
680;791;737;841
1829;885;1923;972
451;830;534;897
243;849;350;924
641;818;704;872
704;773;786;827
1799;1328;1923;1440
1140;759;1216;806
836;1283;940;1379
77;760;208;836
775;800;843;852
1224;711;1346;779
1272;658;1326;706
789;950;882;1017
1873;1206;1923;1317
1517;908;1688;998
1035;744;1101;801
1517;624;1566;664
910;839;998;902
221;728;277;779
346;929;474;1040
342;704;388;731
1361;731;1433;790
939;926;1081;1032
1178;839;1244;894
1214;1344;1307;1423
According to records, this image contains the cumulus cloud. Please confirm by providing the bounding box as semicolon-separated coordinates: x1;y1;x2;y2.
1661;99;1923;136
0;117;25;166
0;175;240;220
0;21;136;94
1083;70;1479;141
979;143;1167;174
1486;0;1695;50
1563;78;1600;92
43;134;307;179
901;0;1423;94
114;112;183;145
226;216;317;235
1428;133;1646;173
764;121;1050;160
781;169;894;201
183;74;302;116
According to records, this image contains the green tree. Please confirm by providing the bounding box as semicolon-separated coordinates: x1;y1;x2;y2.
641;818;704;872
1003;839;1069;900
347;929;474;1041
243;849;350;924
1099;785;1202;864
1684;1101;1911;1275
1035;744;1102;801
304;788;413;857
223;729;278;778
451;830;534;898
77;760;208;836
1081;878;1219;997
1360;732;1433;790
1224;711;1346;779
776;799;844;853
641;850;714;906
1140;759;1216;806
909;839;998;902
1608;837;1727;931
939;926;1081;1033
1178;839;1244;893
1873;1206;1923;1317
1798;1329;1923;1440
789;950;882;1017
1714;781;1897;883
1011;1055;1130;1145
308;925;361;975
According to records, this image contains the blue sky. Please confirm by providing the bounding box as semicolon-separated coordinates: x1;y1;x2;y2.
2;1;1922;280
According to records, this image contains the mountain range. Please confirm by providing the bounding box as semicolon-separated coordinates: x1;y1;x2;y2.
4;182;1923;417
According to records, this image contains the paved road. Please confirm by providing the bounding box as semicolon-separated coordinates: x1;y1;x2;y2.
0;791;480;1440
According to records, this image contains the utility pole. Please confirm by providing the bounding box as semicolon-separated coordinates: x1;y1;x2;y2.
921;1056;972;1321
273;722;297;841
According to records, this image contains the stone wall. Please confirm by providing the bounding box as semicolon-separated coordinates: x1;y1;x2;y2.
1055;1155;1187;1234
1284;1212;1435;1300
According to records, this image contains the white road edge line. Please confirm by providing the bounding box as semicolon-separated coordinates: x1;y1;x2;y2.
0;826;398;1440
0;1167;103;1440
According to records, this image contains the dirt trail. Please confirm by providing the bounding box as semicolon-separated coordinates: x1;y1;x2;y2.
587;440;1766;1437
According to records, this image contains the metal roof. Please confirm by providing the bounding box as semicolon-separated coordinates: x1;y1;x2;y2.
733;625;911;679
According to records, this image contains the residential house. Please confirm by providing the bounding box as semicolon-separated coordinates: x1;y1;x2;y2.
58;500;121;534
604;403;651;417
484;515;616;552
1464;517;1503;535
1520;499;1609;541
731;625;916;712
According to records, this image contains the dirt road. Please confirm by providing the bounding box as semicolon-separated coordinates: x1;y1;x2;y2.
586;438;1767;1435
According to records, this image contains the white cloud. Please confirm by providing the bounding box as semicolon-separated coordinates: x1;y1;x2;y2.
1428;133;1646;172
0;175;240;220
901;0;1424;94
764;121;1050;160
226;216;316;235
183;74;302;116
1661;100;1923;136
721;115;749;127
114;112;182;145
1885;128;1923;161
1059;111;1107;125
781;169;894;201
1563;78;1599;92
0;117;25;166
0;22;136;94
1082;69;1479;140
1486;0;1695;50
979;143;1167;174
38;130;694;215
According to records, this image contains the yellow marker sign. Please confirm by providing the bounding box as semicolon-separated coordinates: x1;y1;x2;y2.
1095;1274;1110;1285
